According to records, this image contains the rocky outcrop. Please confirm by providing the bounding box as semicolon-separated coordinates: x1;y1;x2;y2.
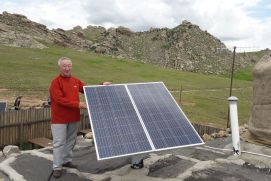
90;20;254;74
0;11;93;50
0;11;257;74
248;53;271;145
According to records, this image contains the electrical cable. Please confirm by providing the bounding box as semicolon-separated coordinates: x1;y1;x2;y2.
204;145;232;152
241;150;271;159
203;145;271;159
47;170;53;181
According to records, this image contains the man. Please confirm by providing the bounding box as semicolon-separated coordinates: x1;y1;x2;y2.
50;57;87;178
50;57;111;178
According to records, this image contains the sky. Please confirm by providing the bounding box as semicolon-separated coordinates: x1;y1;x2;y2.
1;0;271;51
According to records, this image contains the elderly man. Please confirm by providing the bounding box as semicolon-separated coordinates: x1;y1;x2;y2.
50;57;111;178
49;57;87;178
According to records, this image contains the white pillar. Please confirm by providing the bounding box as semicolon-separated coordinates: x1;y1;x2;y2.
228;96;241;155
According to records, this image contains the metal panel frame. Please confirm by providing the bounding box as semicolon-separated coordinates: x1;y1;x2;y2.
84;82;204;160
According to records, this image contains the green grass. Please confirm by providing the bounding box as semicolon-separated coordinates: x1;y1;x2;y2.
0;45;253;128
233;66;253;81
172;87;252;128
223;66;253;81
233;49;271;81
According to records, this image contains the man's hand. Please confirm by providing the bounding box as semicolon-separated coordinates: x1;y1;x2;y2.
79;102;87;109
102;82;112;85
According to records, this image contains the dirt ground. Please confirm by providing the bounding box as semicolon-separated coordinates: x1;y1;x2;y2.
0;89;47;109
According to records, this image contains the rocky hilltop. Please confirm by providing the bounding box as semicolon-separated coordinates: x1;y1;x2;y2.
0;11;258;74
0;11;92;49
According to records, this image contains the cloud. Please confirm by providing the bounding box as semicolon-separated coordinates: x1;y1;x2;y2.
0;0;88;29
0;0;270;50
84;0;173;30
191;0;262;45
82;0;270;50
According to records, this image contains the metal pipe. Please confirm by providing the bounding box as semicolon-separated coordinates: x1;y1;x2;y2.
229;46;236;97
227;46;237;128
228;96;241;155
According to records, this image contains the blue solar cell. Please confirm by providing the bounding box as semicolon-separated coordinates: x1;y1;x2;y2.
84;85;152;160
84;82;203;160
127;83;203;150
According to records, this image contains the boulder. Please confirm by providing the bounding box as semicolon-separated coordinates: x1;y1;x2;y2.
85;132;93;139
248;54;271;145
202;133;214;142
216;130;227;138
3;145;20;156
116;26;134;36
94;46;107;54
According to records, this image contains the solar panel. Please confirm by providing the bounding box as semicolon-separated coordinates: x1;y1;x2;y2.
0;101;7;112
84;82;204;160
127;83;203;150
84;85;153;160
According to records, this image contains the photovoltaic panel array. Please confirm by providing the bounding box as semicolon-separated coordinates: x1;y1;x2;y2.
84;82;204;160
127;83;203;150
0;101;7;112
84;85;153;159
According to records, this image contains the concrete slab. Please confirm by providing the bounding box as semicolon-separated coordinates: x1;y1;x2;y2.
0;170;11;181
1;136;271;181
184;162;271;181
148;155;196;178
72;146;131;174
10;154;89;181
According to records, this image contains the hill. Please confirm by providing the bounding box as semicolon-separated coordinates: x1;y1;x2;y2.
0;45;252;128
0;11;260;75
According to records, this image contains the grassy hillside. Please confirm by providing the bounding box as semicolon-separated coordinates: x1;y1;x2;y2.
0;45;252;128
233;49;271;81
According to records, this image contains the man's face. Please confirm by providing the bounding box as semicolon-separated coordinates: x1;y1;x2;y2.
59;59;72;77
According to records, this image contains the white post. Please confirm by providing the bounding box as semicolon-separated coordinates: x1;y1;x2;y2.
228;96;241;155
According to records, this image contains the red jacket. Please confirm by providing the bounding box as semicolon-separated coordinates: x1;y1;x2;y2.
50;75;85;124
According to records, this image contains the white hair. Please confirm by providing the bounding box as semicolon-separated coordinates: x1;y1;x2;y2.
58;57;72;66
